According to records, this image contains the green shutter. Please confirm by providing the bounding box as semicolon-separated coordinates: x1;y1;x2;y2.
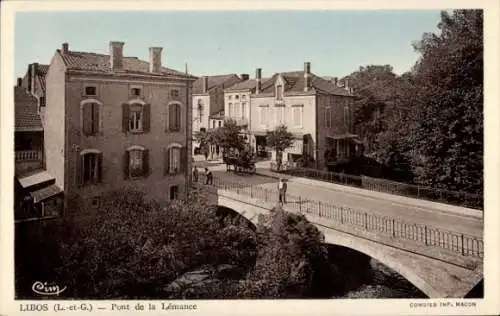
122;103;130;133
124;150;129;180
143;103;151;132
97;152;103;183
142;148;150;177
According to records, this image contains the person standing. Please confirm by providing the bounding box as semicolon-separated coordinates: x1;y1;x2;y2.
278;178;287;205
193;166;199;183
205;167;213;185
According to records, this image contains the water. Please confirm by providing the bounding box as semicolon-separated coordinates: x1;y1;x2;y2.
334;259;426;299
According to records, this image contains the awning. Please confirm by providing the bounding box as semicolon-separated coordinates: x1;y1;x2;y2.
30;184;63;203
17;170;55;189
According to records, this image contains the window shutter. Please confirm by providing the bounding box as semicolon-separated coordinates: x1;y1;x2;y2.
142;148;150;177
180;146;187;172
177;104;182;132
82;103;92;135
92;103;99;134
164;148;171;175
143;103;151;132
76;154;83;187
168;105;174;132
122;103;130;133
124;150;130;180
97;152;103;182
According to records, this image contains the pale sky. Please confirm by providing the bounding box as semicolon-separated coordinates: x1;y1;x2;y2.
14;10;442;79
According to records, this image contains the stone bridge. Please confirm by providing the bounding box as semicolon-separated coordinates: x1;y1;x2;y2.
197;181;483;299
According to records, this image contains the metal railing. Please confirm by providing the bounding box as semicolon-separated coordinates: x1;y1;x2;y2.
270;163;482;210
196;173;483;259
15;150;42;162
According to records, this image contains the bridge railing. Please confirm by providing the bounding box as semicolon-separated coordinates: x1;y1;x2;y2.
196;173;483;259
269;163;483;210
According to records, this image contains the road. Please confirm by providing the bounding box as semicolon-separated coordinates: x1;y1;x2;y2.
199;163;483;238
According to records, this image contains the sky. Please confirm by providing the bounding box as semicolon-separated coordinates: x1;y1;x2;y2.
14;10;443;79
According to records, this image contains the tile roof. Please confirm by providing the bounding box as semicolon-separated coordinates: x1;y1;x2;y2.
30;184;63;203
58;50;195;78
260;71;352;96
192;74;240;94
36;64;49;93
225;78;273;92
14;87;43;132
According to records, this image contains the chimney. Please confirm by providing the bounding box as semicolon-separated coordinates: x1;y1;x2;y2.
304;62;311;92
17;77;22;87
255;68;262;94
31;63;38;95
62;43;69;54
149;47;163;73
202;76;209;93
333;77;338;87
109;41;125;70
240;73;249;81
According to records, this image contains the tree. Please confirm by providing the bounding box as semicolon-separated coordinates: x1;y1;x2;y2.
266;124;294;168
216;119;247;158
408;9;483;197
234;207;339;299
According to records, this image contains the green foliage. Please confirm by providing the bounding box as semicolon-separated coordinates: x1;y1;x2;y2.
16;188;256;299
236;207;327;298
345;10;483;201
266;125;295;160
217;119;247;154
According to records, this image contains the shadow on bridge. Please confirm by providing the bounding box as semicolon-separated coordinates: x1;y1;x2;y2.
193;173;484;298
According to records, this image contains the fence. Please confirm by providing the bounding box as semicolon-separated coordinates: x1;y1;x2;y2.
197;173;483;259
270;163;482;210
15;150;42;162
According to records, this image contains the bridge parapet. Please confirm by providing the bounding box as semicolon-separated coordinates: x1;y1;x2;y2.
197;173;483;271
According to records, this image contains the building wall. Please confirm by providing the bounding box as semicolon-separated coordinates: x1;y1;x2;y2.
316;93;355;168
44;54;66;191
64;74;192;210
192;94;210;133
224;91;251;126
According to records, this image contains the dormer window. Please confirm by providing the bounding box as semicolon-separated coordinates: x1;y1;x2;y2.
276;85;283;100
131;88;141;96
84;86;97;96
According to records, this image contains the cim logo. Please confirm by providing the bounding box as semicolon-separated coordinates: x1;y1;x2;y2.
32;281;67;296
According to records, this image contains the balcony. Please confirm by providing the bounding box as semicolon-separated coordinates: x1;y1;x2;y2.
15;150;43;173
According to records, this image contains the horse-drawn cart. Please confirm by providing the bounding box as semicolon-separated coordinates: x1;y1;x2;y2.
224;152;257;174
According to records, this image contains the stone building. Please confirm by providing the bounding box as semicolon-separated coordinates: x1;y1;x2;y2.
43;41;196;213
191;74;241;158
239;62;361;168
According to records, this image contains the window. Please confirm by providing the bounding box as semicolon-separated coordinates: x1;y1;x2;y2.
344;105;350;131
168;103;181;132
234;102;240;118
324;107;332;129
80;152;102;186
39;96;46;107
218;121;222;128
170;186;179;200
242;95;246;100
275;106;285;125
84;86;97;96
276;85;283;100
228;103;233;117
129;104;143;132
259;106;269;126
293;105;303;128
91;196;100;208
212;120;216;129
124;146;149;179
164;145;186;175
82;102;100;135
171;89;180;98
242;102;247;118
197;99;204;122
122;103;150;133
228;95;233;100
235;95;239;100
131;88;142;97
200;127;206;133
